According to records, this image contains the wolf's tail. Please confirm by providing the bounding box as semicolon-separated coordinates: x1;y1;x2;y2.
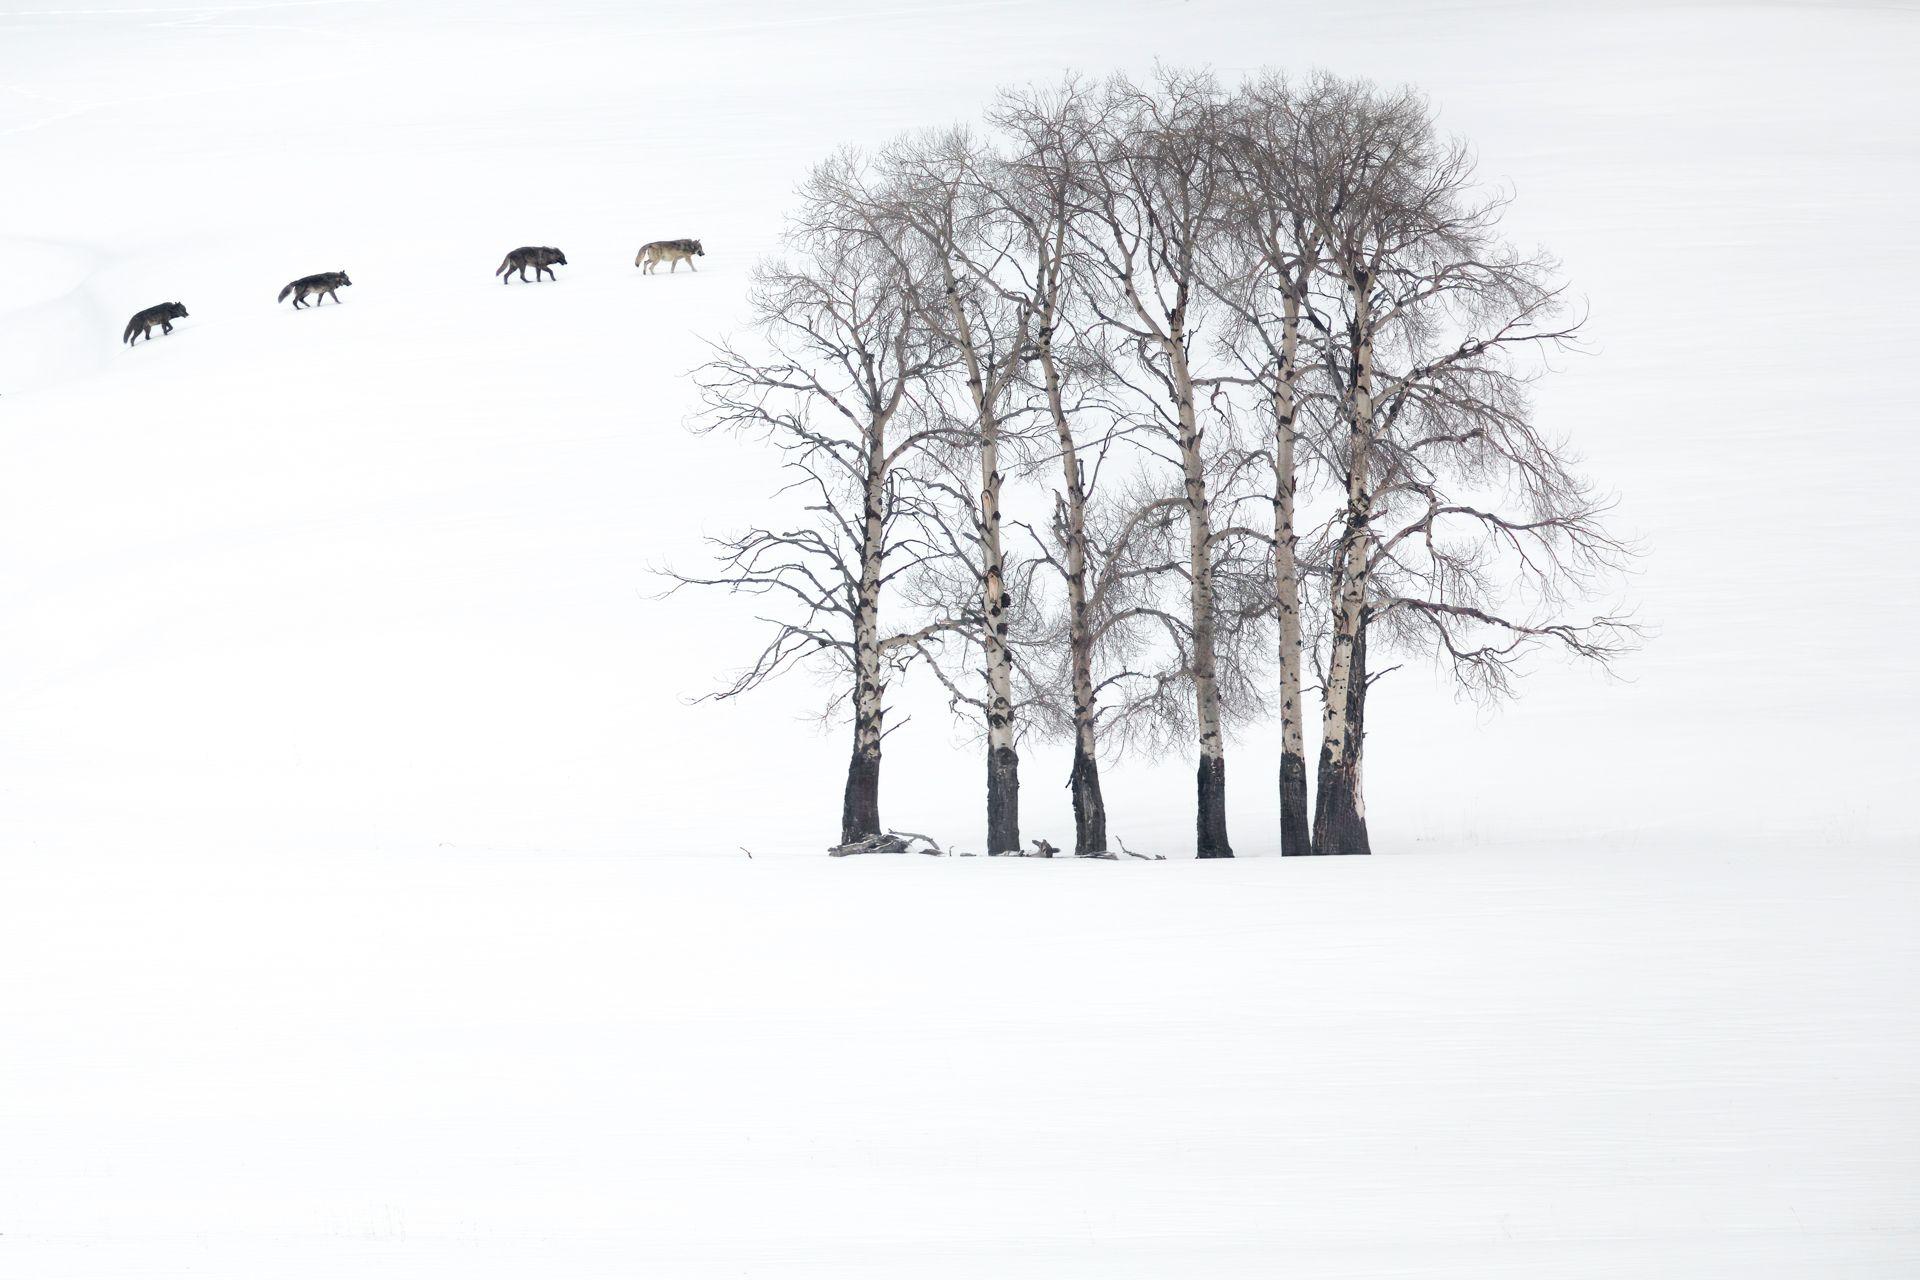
278;282;295;303
122;319;136;344
495;256;512;276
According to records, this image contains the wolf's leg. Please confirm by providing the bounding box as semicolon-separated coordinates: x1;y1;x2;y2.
161;321;172;334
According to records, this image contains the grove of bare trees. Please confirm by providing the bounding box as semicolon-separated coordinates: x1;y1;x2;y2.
668;67;1634;858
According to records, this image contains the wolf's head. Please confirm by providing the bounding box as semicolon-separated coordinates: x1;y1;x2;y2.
693;241;705;256
551;249;568;266
338;272;353;287
170;302;189;318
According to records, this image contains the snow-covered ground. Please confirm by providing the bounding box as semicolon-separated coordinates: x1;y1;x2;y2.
3;0;1917;1275
5;840;1917;1278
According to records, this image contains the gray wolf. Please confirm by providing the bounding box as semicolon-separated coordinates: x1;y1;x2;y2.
278;271;352;308
497;246;567;283
124;302;188;345
636;239;704;273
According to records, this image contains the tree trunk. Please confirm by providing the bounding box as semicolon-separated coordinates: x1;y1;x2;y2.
1041;333;1109;858
1169;328;1233;859
1312;271;1376;857
1196;751;1231;859
1273;291;1310;857
979;440;1019;854
1311;607;1371;855
842;425;889;846
841;717;882;844
1279;751;1310;855
1069;738;1107;857
986;743;1020;855
944;263;1020;856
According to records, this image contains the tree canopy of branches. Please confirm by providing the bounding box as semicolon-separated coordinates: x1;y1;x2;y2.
671;66;1634;858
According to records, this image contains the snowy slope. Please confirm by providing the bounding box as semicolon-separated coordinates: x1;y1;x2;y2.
2;2;1918;1276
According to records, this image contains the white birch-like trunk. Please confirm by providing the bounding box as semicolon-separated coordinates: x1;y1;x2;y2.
1039;331;1106;856
1167;319;1233;859
940;264;1020;855
840;427;888;844
1273;289;1311;857
1311;265;1376;856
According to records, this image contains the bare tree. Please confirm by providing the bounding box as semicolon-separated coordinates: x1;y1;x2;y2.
669;65;1634;860
981;77;1134;855
1297;72;1634;854
844;132;1039;856
1066;69;1248;859
1210;72;1335;856
665;220;961;844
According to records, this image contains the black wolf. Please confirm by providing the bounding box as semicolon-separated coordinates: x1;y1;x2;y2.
123;302;188;345
496;246;567;283
636;239;704;273
278;271;352;308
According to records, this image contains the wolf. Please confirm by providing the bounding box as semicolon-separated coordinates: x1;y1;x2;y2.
123;302;188;345
496;246;567;283
278;271;352;308
636;239;704;273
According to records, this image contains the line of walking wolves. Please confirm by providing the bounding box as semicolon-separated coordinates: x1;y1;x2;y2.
121;239;705;345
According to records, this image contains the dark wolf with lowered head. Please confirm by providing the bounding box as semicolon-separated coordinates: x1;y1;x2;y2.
123;302;188;345
636;239;703;273
278;271;352;308
496;246;567;283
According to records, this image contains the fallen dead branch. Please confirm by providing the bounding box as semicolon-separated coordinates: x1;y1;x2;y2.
828;830;946;856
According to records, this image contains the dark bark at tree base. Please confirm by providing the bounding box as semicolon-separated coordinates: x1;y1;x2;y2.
1278;751;1311;856
841;748;881;845
1311;608;1371;855
1195;754;1233;858
1309;758;1370;855
1069;743;1108;857
985;744;1020;855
